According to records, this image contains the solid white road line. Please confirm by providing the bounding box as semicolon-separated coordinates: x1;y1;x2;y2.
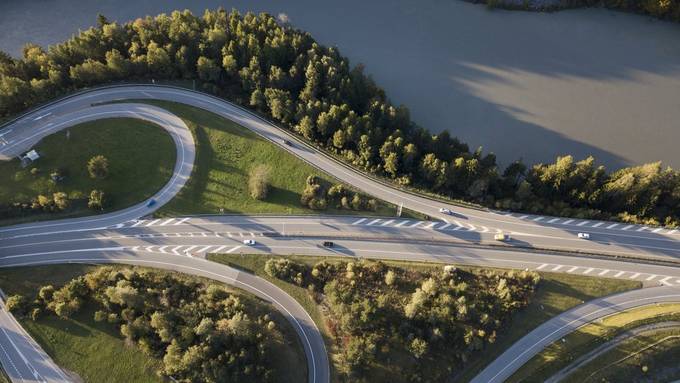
226;245;242;254
352;218;367;225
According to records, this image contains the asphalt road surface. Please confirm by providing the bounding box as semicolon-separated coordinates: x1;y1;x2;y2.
0;84;679;383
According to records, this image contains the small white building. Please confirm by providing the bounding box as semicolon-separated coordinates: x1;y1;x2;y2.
20;150;40;167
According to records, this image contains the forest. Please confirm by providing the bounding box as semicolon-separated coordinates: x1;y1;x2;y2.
0;9;677;226
264;257;540;382
6;267;285;383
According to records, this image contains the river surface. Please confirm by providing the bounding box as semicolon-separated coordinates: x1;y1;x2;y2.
1;0;679;170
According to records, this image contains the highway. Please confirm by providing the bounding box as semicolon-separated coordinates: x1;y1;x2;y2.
0;84;679;383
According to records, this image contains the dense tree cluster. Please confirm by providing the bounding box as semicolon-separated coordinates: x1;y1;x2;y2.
12;267;282;383
0;9;677;225
265;258;540;382
483;0;680;21
300;175;378;211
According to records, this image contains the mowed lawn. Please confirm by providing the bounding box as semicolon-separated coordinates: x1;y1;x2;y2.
208;253;641;383
0;265;161;383
0;118;175;224
131;100;399;217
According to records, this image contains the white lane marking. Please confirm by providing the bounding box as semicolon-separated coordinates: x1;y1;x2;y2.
659;277;672;286
536;264;548;270
409;221;423;228
453;220;464;228
214;232;221;237
646;275;658;281
505;213;514;217
622;225;634;230
394;220;410;227
551;265;563;271
158;246;168;254
577;221;589;226
592;222;603;228
652;228;663;233
352;218;367;225
145;219;161;227
443;218;450;224
250;232;256;237
212;245;227;253
225;245;242;254
33;112;52;121
563;219;574;225
380;220;395;226
227;232;233;238
533;217;544;222
174;217;190;225
598;269;610;276
439;223;451;230
479;226;489;233
183;245;198;254
239;233;244;238
451;226;463;231
614;271;625;278
630;273;640;279
567;266;578;273
424;222;438;229
669;230;678;235
195;246;213;253
366;219;382;226
584;268;594;274
518;215;529;219
159;218;175;226
201;232;207;237
548;218;560;223
637;226;649;232
130;220;145;227
607;223;619;229
144;246;156;252
170;246;182;255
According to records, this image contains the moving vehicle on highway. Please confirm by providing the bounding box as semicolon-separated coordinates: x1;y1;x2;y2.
322;241;334;248
494;233;510;241
146;199;156;208
282;138;292;146
243;239;256;245
439;207;452;215
577;232;591;239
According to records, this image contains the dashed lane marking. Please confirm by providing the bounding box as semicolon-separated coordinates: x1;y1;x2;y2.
563;219;574;225
352;218;367;225
533;217;544;222
195;245;213;253
439;223;451;230
607;223;619;229
630;273;640;279
646;275;658;281
660;277;672;286
394;220;410;227
567;266;578;273
518;215;529;219
366;219;382;226
652;228;663;233
424;222;438;229
159;218;175;226
637;226;649;232
614;271;625;277
145;219;160;227
592;222;603;228
381;220;395;226
598;269;610;276
577;221;589;226
584;268;594;274
212;245;227;253
548;218;560;223
174;218;190;225
225;245;242;254
622;225;634;230
551;265;562;271
536;264;548;270
409;221;423;228
130;220;145;227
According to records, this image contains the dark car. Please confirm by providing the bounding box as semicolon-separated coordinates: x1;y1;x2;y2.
146;199;156;208
282;139;292;146
322;241;334;248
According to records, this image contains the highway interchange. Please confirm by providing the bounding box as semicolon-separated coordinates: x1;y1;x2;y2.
0;85;679;383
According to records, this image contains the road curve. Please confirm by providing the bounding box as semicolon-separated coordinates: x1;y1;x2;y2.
471;286;680;383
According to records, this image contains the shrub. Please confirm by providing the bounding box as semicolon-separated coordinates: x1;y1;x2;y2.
248;164;270;200
87;155;109;179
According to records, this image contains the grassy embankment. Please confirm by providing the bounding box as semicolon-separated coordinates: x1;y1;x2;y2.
125;100;416;218
208;253;640;382
0;118;175;225
0;264;306;383
510;303;680;382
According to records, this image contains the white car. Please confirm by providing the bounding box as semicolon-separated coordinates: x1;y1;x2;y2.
243;239;256;245
439;208;452;215
577;232;590;239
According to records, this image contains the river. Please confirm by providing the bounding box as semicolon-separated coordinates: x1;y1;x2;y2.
1;0;679;170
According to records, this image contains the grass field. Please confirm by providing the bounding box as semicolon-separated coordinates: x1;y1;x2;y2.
0;264;306;383
207;253;640;383
120;100;407;218
0;118;175;225
510;303;680;382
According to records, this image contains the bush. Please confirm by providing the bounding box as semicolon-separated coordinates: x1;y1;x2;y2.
5;294;28;315
248;164;270;200
87;155;109;179
88;189;107;210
